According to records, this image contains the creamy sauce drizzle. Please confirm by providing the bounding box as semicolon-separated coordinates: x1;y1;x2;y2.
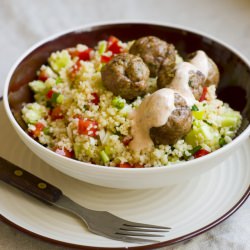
189;50;209;78
169;62;197;106
129;50;209;151
169;50;209;106
130;88;175;151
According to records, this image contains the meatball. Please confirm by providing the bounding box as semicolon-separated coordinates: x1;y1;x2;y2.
129;36;176;77
157;56;176;89
101;53;150;100
187;70;206;100
150;93;192;145
157;62;206;101
206;57;220;86
187;51;220;87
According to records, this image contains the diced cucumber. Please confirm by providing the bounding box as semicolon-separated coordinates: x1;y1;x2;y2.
98;41;107;55
220;112;241;127
199;123;219;142
73;143;82;158
22;103;46;124
185;121;220;148
104;145;112;156
48;50;72;73
185;130;197;147
192;110;205;120
111;96;125;109
29;81;46;93
23;110;41;124
56;94;64;104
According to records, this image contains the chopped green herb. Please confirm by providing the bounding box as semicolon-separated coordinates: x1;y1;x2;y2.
191;104;199;111
203;120;212;126
51;92;60;103
114;129;122;136
56;77;63;84
183;153;190;161
100;150;110;163
46;101;52;108
188;79;193;86
43;127;50;135
219;137;226;147
189;145;202;155
51;92;64;104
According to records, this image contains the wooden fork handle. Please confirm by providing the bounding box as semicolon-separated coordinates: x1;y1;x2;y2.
0;157;62;203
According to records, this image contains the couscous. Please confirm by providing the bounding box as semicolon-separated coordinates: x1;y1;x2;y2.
21;36;242;168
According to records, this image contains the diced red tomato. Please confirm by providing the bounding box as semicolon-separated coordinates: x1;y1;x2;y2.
46;89;54;99
30;122;44;137
78;118;98;137
54;147;74;158
122;136;133;146
78;48;93;61
101;55;112;63
117;162;144;168
38;70;48;82
108;36;119;45
108;42;122;54
73;60;82;72
69;59;82;78
68;48;93;61
199;86;208;102
91;93;100;105
67;48;79;58
194;149;210;158
118;162;133;168
107;36;122;54
73;114;82;119
50;106;64;121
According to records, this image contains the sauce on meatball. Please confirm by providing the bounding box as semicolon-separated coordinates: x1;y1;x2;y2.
129;88;175;151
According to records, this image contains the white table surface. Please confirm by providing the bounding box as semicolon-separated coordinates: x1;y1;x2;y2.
0;0;250;249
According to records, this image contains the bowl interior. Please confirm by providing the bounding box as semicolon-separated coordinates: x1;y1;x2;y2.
7;23;250;135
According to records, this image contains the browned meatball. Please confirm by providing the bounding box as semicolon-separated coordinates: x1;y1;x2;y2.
157;62;206;100
157;56;176;89
187;51;220;87
187;70;206;100
206;57;220;86
101;53;150;100
129;36;176;77
150;93;192;145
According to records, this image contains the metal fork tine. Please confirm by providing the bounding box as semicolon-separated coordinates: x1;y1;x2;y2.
116;231;164;237
123;221;171;230
120;226;170;232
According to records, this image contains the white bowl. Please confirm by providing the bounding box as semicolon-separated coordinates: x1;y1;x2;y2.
3;21;250;189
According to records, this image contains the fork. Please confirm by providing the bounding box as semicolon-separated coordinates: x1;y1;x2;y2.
0;157;170;244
